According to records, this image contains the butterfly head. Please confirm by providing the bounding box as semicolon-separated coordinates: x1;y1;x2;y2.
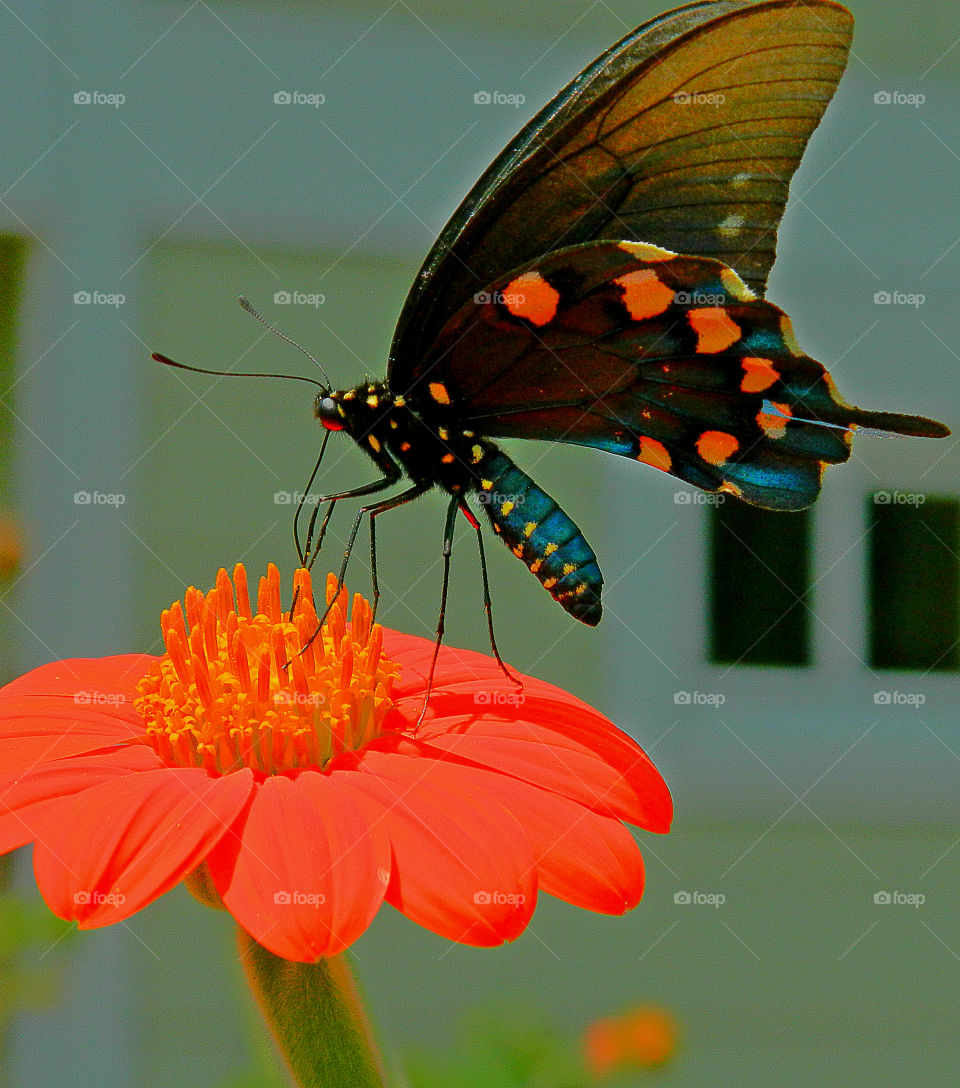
314;391;346;432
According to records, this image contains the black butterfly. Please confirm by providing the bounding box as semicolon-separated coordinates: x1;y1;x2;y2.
156;0;947;672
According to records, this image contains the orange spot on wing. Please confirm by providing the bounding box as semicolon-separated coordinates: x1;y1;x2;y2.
636;436;672;472
504;271;560;327
615;268;675;321
697;430;739;465
688;308;741;353
741;357;779;393
757;401;792;440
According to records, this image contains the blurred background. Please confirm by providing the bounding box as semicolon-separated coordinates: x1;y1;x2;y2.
1;1;959;1084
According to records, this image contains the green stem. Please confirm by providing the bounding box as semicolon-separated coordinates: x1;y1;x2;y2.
237;926;388;1088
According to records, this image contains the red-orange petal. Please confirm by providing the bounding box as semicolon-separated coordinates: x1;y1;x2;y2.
0;654;152;772
208;772;389;962
0;747;161;853
31;767;253;926
345;746;538;946
481;771;646;913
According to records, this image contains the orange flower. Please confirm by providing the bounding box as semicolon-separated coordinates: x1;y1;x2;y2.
584;1004;677;1077
0;565;671;962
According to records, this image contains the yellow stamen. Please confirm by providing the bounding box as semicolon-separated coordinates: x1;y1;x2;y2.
135;565;401;776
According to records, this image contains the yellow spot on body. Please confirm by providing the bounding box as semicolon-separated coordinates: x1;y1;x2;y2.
524;522;537;538
720;266;757;301
463;430;474;437
400;441;411;452
688;307;741;353
343;389;355;400
614;267;675;320
471;445;484;464
389;418;398;429
543;577;558;589
481;479;493;491
544;543;558;556
441;453;455;464
368;435;381;453
741;357;779;393
697;430;739;465
429;382;451;405
366;394;379;408
636;436;672;472
562;563;576;575
618;240;677;261
530;558;543;573
757;401;792;440
438;426;449;441
500;501;515;516
394;395;405;408
504;271;560;326
780;315;803;356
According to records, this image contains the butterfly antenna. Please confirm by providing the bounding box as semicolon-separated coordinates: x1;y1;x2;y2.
151;352;326;389
238;296;333;388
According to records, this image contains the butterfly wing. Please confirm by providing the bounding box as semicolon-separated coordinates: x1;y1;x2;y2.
388;0;853;389
420;241;948;511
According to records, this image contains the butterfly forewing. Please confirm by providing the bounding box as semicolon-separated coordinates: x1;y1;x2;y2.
389;0;853;387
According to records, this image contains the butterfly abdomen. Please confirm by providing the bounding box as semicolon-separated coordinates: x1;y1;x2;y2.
473;446;603;625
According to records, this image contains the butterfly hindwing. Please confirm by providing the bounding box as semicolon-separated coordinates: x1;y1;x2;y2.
416;240;948;512
388;0;853;386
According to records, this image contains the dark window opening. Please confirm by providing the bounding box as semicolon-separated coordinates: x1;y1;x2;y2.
709;503;811;666
869;496;959;670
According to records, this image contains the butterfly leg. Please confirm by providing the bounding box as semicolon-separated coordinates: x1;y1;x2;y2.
459;501;523;689
362;481;432;624
417;493;461;728
294;430;330;565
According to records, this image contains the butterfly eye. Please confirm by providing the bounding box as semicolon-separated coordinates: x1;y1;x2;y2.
315;395;344;431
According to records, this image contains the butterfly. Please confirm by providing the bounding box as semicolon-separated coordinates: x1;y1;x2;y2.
156;0;948;670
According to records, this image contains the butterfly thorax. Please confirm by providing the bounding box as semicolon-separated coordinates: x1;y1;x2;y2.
315;379;605;624
315;380;494;494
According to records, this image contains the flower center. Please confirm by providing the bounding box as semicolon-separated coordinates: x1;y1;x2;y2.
135;565;400;775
